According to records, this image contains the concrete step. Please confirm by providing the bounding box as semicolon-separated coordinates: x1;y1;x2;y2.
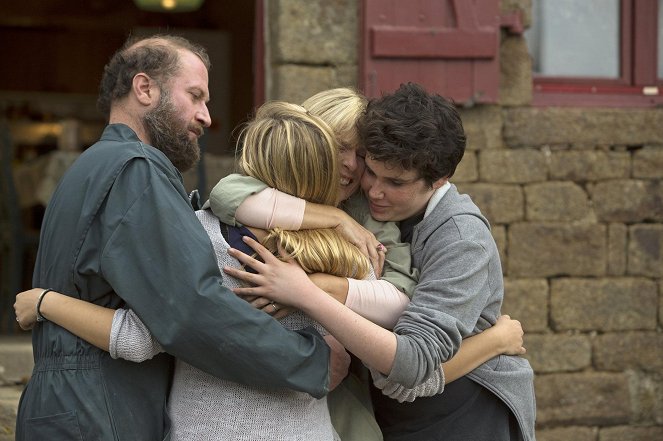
0;385;23;440
0;334;32;440
0;334;33;385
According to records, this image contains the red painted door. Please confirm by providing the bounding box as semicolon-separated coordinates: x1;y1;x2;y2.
361;0;501;104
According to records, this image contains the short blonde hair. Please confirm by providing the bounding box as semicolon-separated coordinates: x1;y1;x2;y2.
302;88;367;148
237;101;370;278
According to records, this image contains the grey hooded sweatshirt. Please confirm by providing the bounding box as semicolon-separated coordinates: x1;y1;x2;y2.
385;184;536;441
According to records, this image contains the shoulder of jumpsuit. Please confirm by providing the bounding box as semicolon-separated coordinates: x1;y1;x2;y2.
203;173;269;226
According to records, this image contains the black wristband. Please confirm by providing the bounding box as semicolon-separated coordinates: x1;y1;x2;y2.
36;289;53;323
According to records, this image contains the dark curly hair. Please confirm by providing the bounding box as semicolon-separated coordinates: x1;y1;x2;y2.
358;82;466;187
97;34;211;118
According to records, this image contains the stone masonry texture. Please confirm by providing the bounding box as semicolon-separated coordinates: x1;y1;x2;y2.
115;1;663;439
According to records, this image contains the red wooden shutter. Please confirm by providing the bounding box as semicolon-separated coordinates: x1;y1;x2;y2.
360;0;501;104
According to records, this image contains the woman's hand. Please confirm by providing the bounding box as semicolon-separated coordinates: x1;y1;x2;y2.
14;288;43;330
334;211;386;276
225;236;322;309
487;315;526;355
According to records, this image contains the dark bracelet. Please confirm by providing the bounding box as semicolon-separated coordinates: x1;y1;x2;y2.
36;289;53;323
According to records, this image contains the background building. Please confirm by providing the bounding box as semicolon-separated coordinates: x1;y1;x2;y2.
1;1;662;439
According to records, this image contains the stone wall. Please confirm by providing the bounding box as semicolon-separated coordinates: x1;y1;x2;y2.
263;0;663;439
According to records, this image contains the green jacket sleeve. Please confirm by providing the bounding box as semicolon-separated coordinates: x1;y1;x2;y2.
204;173;268;226
343;193;418;297
97;160;330;398
207;176;419;296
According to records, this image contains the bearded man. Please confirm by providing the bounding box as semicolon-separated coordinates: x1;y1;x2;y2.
15;34;346;441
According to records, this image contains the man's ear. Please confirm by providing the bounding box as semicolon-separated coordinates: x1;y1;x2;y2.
133;73;156;106
431;177;448;190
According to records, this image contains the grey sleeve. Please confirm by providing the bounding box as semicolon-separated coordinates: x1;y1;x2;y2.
388;230;493;387
109;308;164;362
369;365;445;403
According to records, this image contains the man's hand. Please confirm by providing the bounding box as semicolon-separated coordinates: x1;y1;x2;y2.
324;335;350;391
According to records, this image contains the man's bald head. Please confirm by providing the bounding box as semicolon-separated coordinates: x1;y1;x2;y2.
97;34;210;118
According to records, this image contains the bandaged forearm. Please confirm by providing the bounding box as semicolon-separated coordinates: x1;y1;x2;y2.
235;188;305;230
345;278;410;329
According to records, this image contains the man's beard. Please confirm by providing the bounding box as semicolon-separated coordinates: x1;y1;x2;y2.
143;90;201;172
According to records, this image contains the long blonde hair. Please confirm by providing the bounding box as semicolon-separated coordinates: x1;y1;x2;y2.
236;101;370;279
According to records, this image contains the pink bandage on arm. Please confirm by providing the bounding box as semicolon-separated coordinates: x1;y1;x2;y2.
345;278;410;329
235;188;305;230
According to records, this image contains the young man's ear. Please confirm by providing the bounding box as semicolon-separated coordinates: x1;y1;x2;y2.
431;177;449;190
133;73;156;106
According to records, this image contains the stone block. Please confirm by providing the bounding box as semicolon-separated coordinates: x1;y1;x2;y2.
270;0;358;65
456;183;524;224
334;64;358;89
551;278;658;331
628;224;663;277
508;223;606;277
626;370;663;424
479;149;547;183
271;65;335;103
525;182;591;221
453;151;478;183
499;36;532;106
535;372;630;425
590;180;663;223
600;426;663;441
502;278;549;332
458;105;504;150
503;107;663;147
607;223;627;276
537;426;596;441
549;150;630;181
660;280;663;328
500;0;532;27
633;145;663;178
525;334;591;373
593;332;663;372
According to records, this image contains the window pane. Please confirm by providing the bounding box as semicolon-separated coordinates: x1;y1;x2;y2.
659;0;663;78
526;0;620;78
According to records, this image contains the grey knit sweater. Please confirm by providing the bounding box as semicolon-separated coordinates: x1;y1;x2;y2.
108;210;449;440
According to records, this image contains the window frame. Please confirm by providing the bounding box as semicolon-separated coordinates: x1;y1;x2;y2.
531;0;663;107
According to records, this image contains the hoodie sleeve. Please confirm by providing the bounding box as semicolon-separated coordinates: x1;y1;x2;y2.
386;215;495;388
